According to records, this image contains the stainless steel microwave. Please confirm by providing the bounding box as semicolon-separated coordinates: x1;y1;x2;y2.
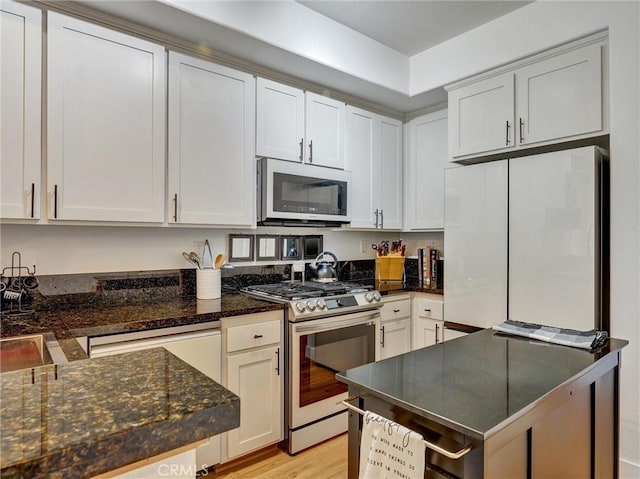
257;158;351;226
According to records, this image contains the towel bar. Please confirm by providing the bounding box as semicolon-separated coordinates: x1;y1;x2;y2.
341;399;473;460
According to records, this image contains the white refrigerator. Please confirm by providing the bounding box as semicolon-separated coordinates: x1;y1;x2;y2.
444;146;607;331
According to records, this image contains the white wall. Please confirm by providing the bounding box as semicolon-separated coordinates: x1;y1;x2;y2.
0;224;443;276
413;1;639;473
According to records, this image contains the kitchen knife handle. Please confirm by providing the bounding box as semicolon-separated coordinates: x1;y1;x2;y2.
53;184;58;218
173;193;178;222
519;117;524;143
299;138;304;162
275;347;280;375
505;120;511;145
380;325;385;347
373;209;379;228
308;140;313;163
30;183;35;218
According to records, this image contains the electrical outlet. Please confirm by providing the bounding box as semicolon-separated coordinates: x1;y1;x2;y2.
360;240;367;254
194;240;205;252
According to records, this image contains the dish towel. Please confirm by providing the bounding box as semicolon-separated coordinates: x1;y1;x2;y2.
359;411;425;479
493;320;609;350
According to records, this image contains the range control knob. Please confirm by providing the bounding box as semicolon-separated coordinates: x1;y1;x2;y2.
364;292;374;303
316;298;327;309
306;300;317;311
295;301;306;313
372;291;382;302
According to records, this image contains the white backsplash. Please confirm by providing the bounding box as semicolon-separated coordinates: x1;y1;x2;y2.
0;224;443;275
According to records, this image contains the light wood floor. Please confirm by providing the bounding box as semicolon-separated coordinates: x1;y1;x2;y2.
211;434;348;479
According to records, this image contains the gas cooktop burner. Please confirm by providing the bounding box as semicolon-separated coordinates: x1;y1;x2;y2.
243;281;372;301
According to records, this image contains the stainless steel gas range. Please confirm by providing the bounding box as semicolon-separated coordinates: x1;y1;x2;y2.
243;281;382;454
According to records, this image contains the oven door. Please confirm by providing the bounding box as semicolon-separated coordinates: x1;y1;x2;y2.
290;310;378;428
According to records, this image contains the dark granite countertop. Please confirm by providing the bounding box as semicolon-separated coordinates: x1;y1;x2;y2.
337;329;627;441
1;293;284;359
0;347;240;478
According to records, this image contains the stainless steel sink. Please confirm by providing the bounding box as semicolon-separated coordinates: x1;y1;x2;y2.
0;334;68;373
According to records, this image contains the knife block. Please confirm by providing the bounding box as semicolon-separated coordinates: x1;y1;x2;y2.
375;256;405;282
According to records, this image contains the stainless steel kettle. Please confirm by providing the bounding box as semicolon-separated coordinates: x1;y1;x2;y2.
308;251;339;282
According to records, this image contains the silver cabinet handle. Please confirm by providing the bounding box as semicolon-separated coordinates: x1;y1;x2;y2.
374;209;379;228
299;138;304;162
505;120;511;145
173;193;178;222
380;325;385;347
342;398;473;460
53;184;58;219
30;183;35;218
308;140;313;163
380;209;384;229
519;117;524;143
435;323;440;344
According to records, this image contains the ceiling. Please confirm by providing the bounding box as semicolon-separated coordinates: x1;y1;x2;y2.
298;1;532;56
76;0;534;113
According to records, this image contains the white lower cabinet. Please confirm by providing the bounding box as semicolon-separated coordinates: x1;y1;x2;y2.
377;295;411;360
222;311;283;462
412;294;444;350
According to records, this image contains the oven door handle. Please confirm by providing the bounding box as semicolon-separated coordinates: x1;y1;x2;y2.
294;312;379;333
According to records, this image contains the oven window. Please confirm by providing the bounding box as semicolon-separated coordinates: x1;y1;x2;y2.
273;173;347;216
299;323;375;407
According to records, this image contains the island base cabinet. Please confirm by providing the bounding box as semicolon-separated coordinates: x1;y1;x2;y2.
347;354;621;479
485;364;618;479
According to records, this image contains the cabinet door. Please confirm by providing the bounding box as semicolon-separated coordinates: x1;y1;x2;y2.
378;116;403;230
412;317;442;350
448;73;514;159
405;110;448;230
256;78;305;162
345;106;377;228
378;318;411;360
305;92;345;169
516;44;602;146
1;1;41;220
226;345;282;459
444;160;508;329
47;12;165;222
509;148;598;331
168;52;255;226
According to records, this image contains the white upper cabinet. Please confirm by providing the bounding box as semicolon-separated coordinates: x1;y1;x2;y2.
515;44;602;146
448;73;515;159
256;78;304;162
168;52;256;227
1;1;41;220
47;12;165;222
378;116;403;230
345;106;402;229
305;92;346;169
447;37;606;162
404;109;449;231
345;107;376;228
256;79;345;169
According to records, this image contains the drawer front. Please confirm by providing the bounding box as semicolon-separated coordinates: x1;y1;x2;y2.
415;297;443;320
380;298;411;322
227;320;281;353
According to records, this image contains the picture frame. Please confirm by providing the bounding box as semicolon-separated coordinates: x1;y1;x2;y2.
256;235;280;261
228;234;255;262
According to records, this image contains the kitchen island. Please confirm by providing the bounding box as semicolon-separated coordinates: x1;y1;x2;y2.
337;329;627;479
0;347;240;478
